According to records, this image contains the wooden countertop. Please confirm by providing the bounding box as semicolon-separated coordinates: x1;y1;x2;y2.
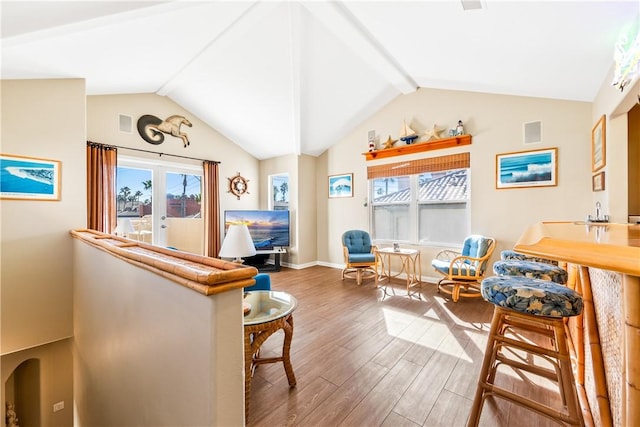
514;221;640;276
71;229;258;295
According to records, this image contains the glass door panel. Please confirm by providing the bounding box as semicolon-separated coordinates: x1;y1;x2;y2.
116;166;153;243
116;158;203;254
162;171;202;253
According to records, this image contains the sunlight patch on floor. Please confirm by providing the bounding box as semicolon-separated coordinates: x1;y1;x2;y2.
381;306;473;360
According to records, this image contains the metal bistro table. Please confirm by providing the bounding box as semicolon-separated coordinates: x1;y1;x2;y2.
243;290;297;419
376;247;422;298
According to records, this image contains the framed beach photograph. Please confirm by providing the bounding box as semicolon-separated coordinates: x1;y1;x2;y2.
496;148;557;189
0;154;61;201
592;171;605;192
592;115;606;172
328;173;353;198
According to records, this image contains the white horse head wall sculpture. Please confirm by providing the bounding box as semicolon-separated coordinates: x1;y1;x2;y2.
137;114;192;148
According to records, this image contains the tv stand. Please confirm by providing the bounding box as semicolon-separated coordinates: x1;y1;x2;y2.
246;248;286;272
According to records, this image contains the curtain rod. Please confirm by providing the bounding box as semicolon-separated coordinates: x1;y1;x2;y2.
87;141;221;164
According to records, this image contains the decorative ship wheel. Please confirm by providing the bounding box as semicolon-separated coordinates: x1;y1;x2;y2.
228;172;249;199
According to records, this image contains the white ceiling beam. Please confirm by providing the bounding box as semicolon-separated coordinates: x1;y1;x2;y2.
288;2;302;156
301;1;417;95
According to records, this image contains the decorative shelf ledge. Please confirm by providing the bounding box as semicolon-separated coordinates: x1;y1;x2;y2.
363;134;472;161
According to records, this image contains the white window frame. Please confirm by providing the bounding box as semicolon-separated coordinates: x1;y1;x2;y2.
269;173;289;210
369;169;470;247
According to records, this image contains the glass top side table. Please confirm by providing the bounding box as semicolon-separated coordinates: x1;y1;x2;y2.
243;290;297;325
243;291;298;420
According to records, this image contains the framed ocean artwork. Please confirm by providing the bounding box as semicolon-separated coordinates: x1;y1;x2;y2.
0;154;61;201
496;148;557;189
328;173;353;198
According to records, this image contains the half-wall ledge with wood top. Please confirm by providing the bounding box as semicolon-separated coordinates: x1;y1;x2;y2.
70;228;254;425
71;228;258;295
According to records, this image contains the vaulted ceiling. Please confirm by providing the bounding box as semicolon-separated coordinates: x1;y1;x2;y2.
2;1;637;159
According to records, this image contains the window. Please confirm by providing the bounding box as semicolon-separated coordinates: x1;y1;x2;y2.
417;170;469;245
269;173;289;210
368;153;470;246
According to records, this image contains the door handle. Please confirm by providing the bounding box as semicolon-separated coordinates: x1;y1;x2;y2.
161;224;167;229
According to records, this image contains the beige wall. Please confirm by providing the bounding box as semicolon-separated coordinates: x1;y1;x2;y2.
592;65;640;223
319;88;595;279
297;154;318;266
258;154;318;267
1;340;73;427
1;79;85;426
73;238;244;426
629;105;640;216
86;93;261;239
259;154;298;265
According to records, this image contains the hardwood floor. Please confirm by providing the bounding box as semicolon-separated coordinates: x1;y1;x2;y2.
246;266;563;427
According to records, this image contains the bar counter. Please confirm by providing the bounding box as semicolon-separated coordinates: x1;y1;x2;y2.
514;221;640;427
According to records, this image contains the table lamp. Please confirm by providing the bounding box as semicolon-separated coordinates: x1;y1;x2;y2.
219;224;256;263
114;218;135;238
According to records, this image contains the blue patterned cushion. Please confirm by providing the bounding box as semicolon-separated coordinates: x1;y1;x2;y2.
481;276;582;318
431;258;478;277
493;260;568;284
500;250;558;266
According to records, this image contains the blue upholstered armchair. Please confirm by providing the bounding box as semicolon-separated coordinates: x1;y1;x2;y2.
431;235;496;302
342;230;378;286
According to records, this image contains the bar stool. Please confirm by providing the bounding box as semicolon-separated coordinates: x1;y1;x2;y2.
493;259;568;284
500;249;559;265
467;275;584;427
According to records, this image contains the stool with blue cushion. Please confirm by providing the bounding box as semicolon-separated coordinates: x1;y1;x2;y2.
467;275;584;426
493;259;568;284
500;249;559;265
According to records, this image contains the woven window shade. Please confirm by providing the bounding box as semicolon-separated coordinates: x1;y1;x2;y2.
367;152;470;179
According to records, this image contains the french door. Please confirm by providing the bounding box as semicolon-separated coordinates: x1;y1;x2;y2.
116;157;204;254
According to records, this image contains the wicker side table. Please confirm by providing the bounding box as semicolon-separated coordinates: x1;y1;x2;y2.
376;247;422;299
243;291;298;420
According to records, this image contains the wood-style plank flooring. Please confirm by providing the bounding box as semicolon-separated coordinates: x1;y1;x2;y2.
246;266;563;427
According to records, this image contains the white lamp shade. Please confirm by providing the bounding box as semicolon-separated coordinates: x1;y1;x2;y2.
114;218;135;237
219;224;257;260
123;218;135;235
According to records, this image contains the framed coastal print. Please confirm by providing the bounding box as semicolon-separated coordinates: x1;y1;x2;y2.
328;173;353;198
0;154;61;201
496;148;557;189
592;171;605;192
592;115;606;172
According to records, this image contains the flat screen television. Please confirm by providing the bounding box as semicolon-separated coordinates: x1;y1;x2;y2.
224;210;290;250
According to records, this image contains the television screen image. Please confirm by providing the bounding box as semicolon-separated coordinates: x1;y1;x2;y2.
224;210;290;249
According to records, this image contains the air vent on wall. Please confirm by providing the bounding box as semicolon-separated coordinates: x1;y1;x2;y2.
119;114;133;133
523;120;542;144
461;0;485;11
